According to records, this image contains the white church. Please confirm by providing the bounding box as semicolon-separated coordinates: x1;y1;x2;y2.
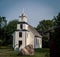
13;11;42;51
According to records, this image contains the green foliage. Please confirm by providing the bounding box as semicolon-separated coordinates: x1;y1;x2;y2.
0;17;18;46
0;16;7;45
6;19;18;34
53;13;60;26
36;20;54;32
51;12;60;41
5;19;18;45
50;12;60;57
0;16;7;29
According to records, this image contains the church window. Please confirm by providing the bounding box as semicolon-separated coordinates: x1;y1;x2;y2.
36;38;39;46
19;32;22;37
20;24;23;29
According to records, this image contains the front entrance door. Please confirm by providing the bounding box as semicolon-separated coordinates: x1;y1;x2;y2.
19;41;22;48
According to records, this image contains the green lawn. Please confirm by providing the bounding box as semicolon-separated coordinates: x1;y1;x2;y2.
0;46;50;57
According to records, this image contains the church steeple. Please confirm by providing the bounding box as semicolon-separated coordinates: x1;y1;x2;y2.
17;9;28;30
19;9;27;22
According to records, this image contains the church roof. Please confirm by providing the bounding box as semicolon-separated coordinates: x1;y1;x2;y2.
28;25;42;38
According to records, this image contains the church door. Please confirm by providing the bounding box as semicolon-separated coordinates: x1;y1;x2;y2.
19;41;22;48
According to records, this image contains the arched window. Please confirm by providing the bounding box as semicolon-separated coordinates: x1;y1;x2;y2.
19;32;22;37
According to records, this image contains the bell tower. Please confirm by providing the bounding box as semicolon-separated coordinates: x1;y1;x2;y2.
17;9;28;30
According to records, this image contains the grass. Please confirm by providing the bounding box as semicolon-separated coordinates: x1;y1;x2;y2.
0;46;50;57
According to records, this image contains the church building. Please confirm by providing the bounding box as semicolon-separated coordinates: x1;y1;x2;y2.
13;11;42;51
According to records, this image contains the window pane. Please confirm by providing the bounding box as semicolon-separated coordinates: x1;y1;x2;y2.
20;24;23;29
19;32;22;37
36;38;39;47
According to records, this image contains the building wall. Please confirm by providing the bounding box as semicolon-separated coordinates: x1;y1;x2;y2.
26;31;34;48
13;31;42;51
39;38;42;48
13;31;29;50
19;31;29;50
13;31;42;50
14;31;19;51
23;24;28;30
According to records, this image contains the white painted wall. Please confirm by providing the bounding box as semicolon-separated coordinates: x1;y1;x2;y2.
14;31;19;51
39;38;42;48
26;31;34;48
23;24;28;30
19;31;29;50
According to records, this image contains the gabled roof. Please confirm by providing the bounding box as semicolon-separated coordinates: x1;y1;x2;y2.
28;25;42;38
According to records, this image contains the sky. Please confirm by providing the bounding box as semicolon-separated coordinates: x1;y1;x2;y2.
0;0;60;27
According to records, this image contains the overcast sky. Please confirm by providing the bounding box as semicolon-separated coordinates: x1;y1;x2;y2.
0;0;60;27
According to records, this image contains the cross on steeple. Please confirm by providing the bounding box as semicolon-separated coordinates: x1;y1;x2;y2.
20;13;26;18
19;9;27;22
19;9;27;18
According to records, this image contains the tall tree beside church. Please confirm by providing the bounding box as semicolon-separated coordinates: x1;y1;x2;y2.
0;16;7;29
6;19;18;45
0;18;18;46
36;20;54;32
50;12;60;57
0;16;7;45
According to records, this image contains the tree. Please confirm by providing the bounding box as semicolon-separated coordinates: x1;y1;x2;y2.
0;16;7;29
50;12;60;57
36;20;54;32
6;19;18;34
0;18;18;46
0;16;7;45
5;19;18;45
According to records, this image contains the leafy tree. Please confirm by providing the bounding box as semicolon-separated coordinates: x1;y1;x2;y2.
0;16;7;29
36;20;54;32
50;12;60;57
5;19;18;45
6;19;18;34
53;13;60;26
0;16;7;45
0;17;18;46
